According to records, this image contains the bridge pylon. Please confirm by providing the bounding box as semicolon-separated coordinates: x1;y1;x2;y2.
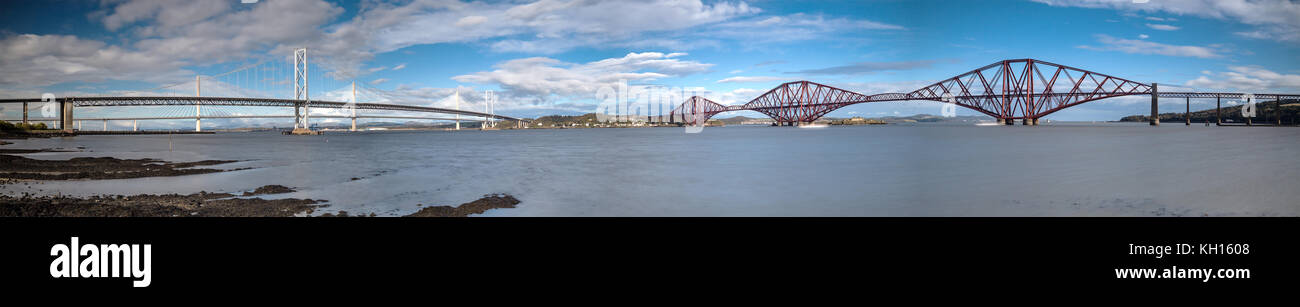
290;48;318;135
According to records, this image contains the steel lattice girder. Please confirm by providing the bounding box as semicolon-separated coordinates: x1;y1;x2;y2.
669;58;1300;123
669;96;728;125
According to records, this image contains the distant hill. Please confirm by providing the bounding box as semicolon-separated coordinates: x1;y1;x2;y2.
1120;99;1299;124
855;114;990;123
714;116;771;124
712;114;991;125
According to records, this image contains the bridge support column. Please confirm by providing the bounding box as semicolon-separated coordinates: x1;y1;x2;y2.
133;120;138;131
102;120;107;131
1277;97;1283;126
1150;83;1159;126
1185;96;1190;125
21;102;27;125
1216;96;1221;125
351;117;356;132
1032;118;1039;125
195;118;201;132
1003;118;1013;125
60;100;74;132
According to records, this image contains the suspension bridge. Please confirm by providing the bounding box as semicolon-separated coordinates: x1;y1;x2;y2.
0;48;523;133
670;59;1300;126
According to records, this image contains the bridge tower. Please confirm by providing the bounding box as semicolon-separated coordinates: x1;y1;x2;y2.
454;89;461;130
350;81;357;132
485;90;496;129
293;48;310;130
195;74;202;131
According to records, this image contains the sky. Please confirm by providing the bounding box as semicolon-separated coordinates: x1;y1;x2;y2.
1;0;1299;125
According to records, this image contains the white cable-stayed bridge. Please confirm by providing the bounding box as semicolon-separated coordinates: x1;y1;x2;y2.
0;48;523;132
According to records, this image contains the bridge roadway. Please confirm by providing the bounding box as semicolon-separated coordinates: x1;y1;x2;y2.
0;96;526;131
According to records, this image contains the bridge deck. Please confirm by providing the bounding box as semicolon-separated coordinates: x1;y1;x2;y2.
0;96;527;122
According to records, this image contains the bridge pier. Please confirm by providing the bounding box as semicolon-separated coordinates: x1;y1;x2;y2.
1185;97;1190;125
21;102;27;125
133;120;138;131
1277;97;1283;126
1216;96;1221;125
103;119;107;131
1003;118;1014;125
1150;83;1159;126
60;100;74;132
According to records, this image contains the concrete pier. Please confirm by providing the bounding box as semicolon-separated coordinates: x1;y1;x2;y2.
1185;97;1190;125
61;100;75;132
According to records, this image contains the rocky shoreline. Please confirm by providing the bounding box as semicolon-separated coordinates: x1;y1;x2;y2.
0;185;521;217
0;154;240;180
0;185;322;217
1;140;523;217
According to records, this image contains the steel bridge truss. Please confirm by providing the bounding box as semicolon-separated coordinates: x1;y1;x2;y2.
670;59;1300;125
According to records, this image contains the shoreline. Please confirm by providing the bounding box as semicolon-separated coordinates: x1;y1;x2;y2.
0;142;522;217
0;186;520;217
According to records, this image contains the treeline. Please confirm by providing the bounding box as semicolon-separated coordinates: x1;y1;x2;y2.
1120;99;1299;124
0;120;49;132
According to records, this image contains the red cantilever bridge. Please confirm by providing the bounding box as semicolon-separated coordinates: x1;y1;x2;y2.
670;59;1300;126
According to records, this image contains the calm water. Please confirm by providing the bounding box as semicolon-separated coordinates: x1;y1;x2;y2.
3;123;1298;216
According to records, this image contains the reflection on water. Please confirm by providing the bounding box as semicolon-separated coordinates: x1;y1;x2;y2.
3;122;1298;216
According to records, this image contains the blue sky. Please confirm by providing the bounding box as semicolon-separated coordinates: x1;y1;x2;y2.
1;0;1298;123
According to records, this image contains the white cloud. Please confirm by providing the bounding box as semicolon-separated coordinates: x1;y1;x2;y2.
699;13;903;46
455;15;488;27
1032;0;1300;42
1138;34;1149;39
0;34;191;87
1077;34;1221;58
0;0;346;88
716;76;794;83
329;0;761;55
1185;66;1300;91
391;63;407;71
452;52;712;106
1145;23;1180;31
369;78;390;85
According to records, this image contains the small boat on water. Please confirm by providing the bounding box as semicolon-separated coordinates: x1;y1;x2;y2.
974;121;1001;126
797;123;829;128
